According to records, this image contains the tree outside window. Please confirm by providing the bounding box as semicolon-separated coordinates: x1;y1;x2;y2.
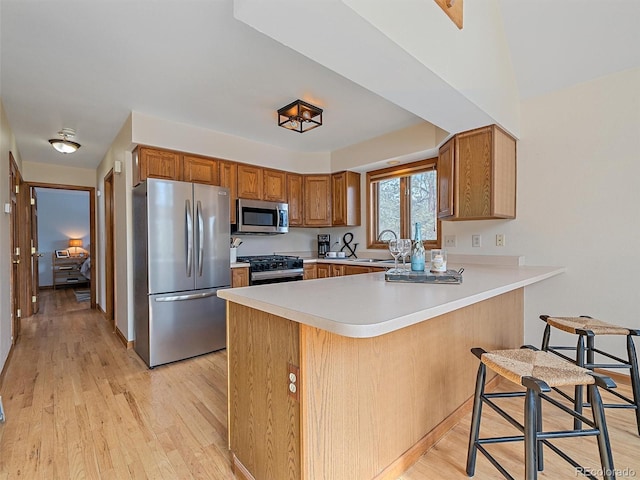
367;158;440;248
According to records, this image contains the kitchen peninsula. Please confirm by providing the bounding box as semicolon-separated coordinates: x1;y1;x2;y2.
218;264;565;480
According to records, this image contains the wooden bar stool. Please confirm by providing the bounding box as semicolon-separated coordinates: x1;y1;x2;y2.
466;346;616;480
540;315;640;434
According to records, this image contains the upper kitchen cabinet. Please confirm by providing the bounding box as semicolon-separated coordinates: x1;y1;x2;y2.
183;154;219;185
133;147;182;185
438;125;516;220
219;160;238;224
237;164;263;200
263;168;287;203
303;175;332;227
286;173;304;226
331;171;361;227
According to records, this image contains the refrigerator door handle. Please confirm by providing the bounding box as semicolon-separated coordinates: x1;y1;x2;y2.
186;199;193;277
154;291;218;302
197;200;204;276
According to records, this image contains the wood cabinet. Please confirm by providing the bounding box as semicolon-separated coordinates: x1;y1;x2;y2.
237;164;263;200
134;147;182;185
52;254;88;290
231;267;249;288
331;171;361;226
330;264;344;277
303;175;332;227
219;161;238;224
438;125;516;220
303;264;317;280
286;173;304;226
183;154;219;185
263;168;287;203
316;264;331;278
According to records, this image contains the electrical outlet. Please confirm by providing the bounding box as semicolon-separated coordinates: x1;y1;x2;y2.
496;234;505;247
444;235;457;247
472;234;482;247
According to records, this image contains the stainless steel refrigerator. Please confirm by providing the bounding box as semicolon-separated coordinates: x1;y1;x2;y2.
133;178;230;368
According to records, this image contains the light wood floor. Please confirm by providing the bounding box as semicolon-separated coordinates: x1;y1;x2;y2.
1;289;638;479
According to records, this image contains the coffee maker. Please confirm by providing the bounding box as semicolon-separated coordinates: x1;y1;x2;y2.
317;234;330;258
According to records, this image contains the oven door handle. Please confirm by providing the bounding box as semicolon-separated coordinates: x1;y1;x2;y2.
251;268;304;281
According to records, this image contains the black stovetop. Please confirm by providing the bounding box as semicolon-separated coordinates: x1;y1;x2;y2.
236;255;303;272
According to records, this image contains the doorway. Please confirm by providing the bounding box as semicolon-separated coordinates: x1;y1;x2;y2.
29;183;96;309
104;169;115;329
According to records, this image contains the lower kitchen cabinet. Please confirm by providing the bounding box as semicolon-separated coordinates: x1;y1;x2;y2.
231;267;249;287
303;264;317;280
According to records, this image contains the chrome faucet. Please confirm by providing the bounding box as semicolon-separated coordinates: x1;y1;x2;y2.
377;230;397;242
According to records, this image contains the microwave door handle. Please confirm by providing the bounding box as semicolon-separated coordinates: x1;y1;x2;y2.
186;199;193;277
276;208;281;229
197;200;204;276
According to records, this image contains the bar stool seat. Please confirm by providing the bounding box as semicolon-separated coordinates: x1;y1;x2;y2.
467;346;616;480
541;314;640;435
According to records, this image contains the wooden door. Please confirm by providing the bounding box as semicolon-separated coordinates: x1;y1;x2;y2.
9;154;21;343
136;147;182;184
237;164;263;200
105;170;115;326
263;168;287;202
437;137;455;219
219;161;238;223
286;173;304;226
316;264;331;278
303;175;331;227
30;187;40;314
183;155;219;185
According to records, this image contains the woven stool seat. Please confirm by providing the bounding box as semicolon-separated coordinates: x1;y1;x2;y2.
467;346;616;480
482;349;595;388
545;315;631;335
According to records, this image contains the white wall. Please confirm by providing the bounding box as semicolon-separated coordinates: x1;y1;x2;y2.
35;188;90;286
0;98;22;373
441;67;640;354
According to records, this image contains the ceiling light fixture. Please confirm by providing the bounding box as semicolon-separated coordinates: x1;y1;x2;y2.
277;99;323;133
49;128;81;154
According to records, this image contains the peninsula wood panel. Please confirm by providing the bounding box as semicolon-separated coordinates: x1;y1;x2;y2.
299;289;523;480
227;303;300;480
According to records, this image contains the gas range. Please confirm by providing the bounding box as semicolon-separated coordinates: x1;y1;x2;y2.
237;255;304;285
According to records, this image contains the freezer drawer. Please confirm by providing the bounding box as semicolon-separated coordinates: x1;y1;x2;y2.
144;288;227;368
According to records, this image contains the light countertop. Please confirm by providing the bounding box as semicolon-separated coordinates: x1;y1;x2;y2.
218;263;565;338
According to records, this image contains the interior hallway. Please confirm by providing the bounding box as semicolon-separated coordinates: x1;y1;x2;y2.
0;289;638;479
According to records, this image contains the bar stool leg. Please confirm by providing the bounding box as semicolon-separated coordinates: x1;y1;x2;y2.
541;323;551;351
574;336;586;430
535;394;544;472
589;384;615;480
627;335;640;435
524;388;538;480
466;362;486;476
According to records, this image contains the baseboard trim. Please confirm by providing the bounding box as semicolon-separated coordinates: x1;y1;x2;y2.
115;326;133;349
232;454;256;480
372;373;502;480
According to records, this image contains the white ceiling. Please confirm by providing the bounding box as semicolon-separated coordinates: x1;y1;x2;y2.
1;0;638;170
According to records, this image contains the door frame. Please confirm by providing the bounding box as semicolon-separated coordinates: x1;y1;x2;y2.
9;153;22;344
29;182;96;309
104;169;115;329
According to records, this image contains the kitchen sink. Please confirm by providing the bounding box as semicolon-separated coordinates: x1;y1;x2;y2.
340;258;392;263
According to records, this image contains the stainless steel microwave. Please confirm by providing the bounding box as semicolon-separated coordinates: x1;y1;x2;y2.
233;199;289;234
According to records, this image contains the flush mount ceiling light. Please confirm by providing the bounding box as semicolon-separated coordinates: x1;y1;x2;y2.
49;128;81;154
277;99;323;133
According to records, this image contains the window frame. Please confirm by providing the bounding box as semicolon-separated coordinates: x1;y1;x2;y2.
366;157;441;249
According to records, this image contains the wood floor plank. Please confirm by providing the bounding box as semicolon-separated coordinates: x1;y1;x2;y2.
1;289;639;479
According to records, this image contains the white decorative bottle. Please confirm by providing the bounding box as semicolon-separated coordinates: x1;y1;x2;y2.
410;222;425;272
